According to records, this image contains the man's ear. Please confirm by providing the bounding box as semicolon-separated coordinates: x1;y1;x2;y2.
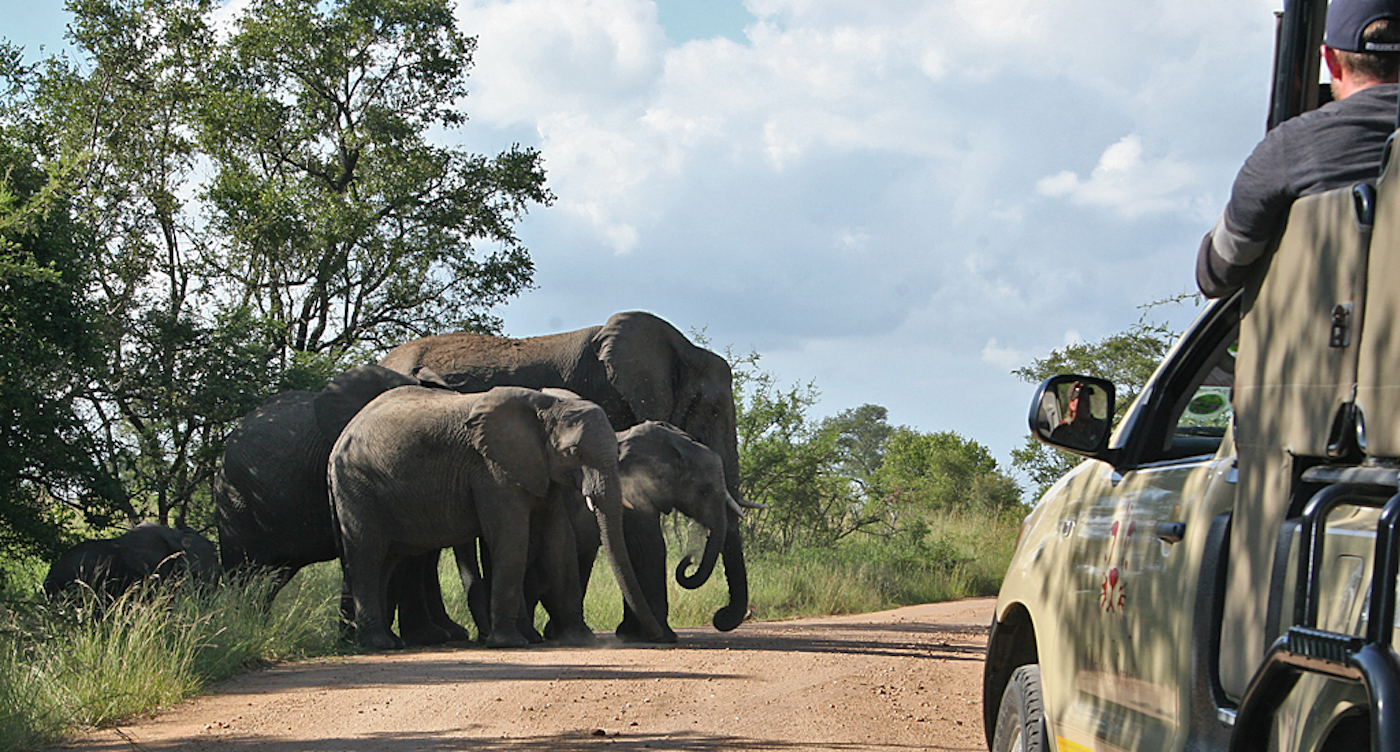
1323;44;1345;82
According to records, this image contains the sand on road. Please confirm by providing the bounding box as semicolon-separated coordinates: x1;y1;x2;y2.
58;597;995;752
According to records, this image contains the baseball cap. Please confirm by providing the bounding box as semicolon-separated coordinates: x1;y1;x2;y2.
1326;0;1400;52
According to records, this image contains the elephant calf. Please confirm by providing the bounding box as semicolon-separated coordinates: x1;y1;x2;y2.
44;523;220;602
482;421;740;644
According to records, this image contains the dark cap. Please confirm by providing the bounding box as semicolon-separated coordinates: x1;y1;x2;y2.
1327;0;1400;52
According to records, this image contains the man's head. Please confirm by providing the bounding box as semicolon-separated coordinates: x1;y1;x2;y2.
1325;0;1400;95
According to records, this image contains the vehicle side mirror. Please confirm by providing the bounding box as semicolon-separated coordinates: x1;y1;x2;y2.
1029;375;1115;456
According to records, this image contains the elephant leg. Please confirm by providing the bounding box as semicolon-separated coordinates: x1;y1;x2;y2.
481;516;530;649
395;552;469;646
392;555;448;646
342;542;401;650
419;551;472;642
616;507;677;643
455;542;490;642
535;504;592;645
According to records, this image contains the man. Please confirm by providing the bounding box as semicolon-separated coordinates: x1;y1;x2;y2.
1196;0;1400;298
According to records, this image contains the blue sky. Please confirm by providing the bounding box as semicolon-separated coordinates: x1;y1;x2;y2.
6;0;1282;489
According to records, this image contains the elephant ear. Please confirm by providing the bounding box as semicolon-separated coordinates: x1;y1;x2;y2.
465;387;554;498
314;364;422;441
595;311;693;422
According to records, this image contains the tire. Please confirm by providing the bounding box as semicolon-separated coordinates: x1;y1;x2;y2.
992;664;1047;752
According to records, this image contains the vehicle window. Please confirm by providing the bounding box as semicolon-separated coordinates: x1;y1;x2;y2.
1165;336;1236;458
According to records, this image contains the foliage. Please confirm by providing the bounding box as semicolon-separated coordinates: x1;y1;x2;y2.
1009;299;1187;500
0;0;550;547
0;116;122;567
732;351;1023;554
200;0;550;353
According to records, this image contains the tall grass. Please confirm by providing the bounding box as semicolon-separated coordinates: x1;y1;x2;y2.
579;507;1022;628
0;571;339;751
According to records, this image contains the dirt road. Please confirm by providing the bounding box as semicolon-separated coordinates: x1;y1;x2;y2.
59;598;994;752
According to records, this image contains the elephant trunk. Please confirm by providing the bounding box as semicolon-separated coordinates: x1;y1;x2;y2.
587;468;666;641
713;515;748;631
675;511;726;590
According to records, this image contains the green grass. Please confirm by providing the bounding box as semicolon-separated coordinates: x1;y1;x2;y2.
0;571;340;751
0;508;1021;749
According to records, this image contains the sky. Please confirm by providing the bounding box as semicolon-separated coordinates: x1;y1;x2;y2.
7;0;1282;484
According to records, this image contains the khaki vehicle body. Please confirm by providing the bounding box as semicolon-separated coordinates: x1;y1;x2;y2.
982;4;1400;751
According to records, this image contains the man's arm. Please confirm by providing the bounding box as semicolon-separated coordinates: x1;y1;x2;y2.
1196;213;1272;298
1196;126;1295;298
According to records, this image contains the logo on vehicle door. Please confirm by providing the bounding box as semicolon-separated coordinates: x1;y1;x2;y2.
1100;519;1129;613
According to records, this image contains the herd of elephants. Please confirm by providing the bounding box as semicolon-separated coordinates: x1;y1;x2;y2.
41;311;758;649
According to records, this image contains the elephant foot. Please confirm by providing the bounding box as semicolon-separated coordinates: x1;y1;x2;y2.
439;620;473;642
615;625;678;644
547;625;596;647
357;630;405;650
400;623;454;647
485;631;530;649
616;614;678;644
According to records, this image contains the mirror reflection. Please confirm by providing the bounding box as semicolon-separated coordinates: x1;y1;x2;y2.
1037;379;1109;452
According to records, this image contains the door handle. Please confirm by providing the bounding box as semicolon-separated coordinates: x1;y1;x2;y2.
1155;521;1186;544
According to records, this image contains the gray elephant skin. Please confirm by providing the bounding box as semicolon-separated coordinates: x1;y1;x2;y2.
44;522;220;601
214;364;468;645
329;385;664;649
513;421;739;643
379;310;751;638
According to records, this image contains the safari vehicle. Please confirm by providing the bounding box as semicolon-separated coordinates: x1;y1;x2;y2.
982;2;1400;751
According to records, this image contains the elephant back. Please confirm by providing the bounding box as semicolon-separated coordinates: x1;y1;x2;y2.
218;391;339;570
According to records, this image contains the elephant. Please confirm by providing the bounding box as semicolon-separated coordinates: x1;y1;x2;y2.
44;522;220;602
379;310;755;639
504;421;740;643
214;364;469;645
328;384;665;649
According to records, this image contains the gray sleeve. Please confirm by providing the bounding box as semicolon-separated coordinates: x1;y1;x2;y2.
1196;127;1296;298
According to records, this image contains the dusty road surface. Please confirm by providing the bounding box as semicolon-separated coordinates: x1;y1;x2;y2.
59;598;994;752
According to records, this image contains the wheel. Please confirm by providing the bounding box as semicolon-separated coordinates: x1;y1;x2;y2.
992;664;1046;752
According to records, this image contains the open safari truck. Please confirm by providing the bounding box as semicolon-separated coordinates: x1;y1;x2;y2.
983;1;1400;751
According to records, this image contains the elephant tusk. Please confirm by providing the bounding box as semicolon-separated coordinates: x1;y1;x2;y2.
585;495;596;512
727;496;746;518
736;496;768;510
622;496;635;510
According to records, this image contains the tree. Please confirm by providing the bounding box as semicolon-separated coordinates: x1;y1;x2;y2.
200;0;551;359
732;352;1023;553
1009;306;1183;500
0;66;123;562
0;0;551;538
731;352;851;552
876;429;1023;517
23;0;279;528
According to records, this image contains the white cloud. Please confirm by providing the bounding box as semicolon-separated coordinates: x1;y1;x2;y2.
983;339;1028;370
1036;135;1200;219
442;0;1281;465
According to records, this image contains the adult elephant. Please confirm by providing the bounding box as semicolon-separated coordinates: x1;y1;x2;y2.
215;364;467;645
379;311;752;638
44;523;220;602
329;385;664;649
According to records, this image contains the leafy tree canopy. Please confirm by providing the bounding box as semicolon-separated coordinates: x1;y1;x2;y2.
0;0;551;555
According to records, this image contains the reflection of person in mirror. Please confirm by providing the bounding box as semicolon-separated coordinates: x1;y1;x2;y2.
1051;382;1105;449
